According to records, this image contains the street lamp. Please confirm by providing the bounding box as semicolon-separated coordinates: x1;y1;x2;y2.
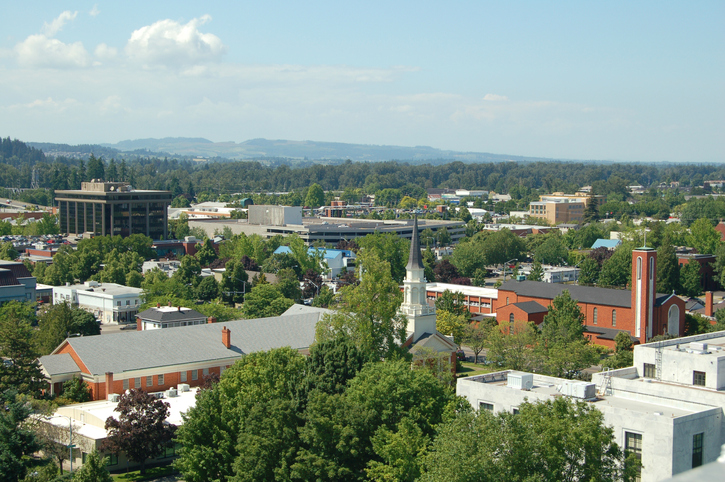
307;280;320;297
56;414;75;473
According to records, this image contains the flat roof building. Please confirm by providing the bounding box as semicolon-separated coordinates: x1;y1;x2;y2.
55;182;172;240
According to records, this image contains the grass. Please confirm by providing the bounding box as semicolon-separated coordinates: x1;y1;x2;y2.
111;465;177;481
457;361;497;378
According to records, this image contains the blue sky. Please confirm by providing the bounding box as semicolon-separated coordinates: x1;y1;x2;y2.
0;1;722;162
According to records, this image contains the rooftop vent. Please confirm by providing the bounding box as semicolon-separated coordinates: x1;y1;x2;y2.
557;381;596;400
507;372;533;390
690;342;709;353
107;393;120;402
177;383;190;392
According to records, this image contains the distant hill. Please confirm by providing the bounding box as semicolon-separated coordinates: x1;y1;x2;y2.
100;137;560;164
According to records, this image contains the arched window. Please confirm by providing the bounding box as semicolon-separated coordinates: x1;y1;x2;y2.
612;309;617;327
509;313;514;323
506;297;509;305
637;257;642;280
593;308;598;325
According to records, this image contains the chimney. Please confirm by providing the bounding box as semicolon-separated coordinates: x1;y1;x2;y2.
105;372;114;396
168;301;172;307
207;316;216;324
136;317;142;331
157;302;161;308
706;291;713;317
222;326;231;348
178;306;181;311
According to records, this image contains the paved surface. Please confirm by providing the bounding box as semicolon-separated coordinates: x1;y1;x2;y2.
100;323;137;335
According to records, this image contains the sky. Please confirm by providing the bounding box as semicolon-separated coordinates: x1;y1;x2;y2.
0;1;722;162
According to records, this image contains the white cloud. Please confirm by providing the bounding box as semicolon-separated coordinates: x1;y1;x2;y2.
42;11;77;37
125;15;226;67
15;34;90;68
89;5;100;17
483;93;508;101
95;43;118;60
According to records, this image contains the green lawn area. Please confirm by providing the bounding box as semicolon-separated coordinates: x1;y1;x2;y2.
111;465;177;481
457;361;497;378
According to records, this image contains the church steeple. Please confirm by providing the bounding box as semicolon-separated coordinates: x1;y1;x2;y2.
407;216;424;270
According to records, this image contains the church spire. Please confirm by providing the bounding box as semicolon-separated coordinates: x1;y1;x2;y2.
407;215;424;270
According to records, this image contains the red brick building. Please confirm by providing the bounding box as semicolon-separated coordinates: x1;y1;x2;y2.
495;248;685;348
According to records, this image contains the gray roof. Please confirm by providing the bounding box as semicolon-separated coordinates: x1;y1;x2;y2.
39;353;81;376
48;309;328;376
406;216;424;270
136;307;207;323
584;326;638;343
513;301;548;314
498;280;633;308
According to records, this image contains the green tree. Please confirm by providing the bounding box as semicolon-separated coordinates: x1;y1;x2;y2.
195;239;217;267
72;450;112;482
420;397;634;482
0;390;41;482
35;303;100;356
240;284;294;319
461;319;495;363
220;259;248;305
316;251;406;360
687;218;721;255
598;245;632;288
534;235;569;265
680;260;703;297
0;302;45;397
171;195;191;208
456;206;473;223
527;260;544;281
175;348;306;482
61;376;92;403
275;267;302;302
435;311;468;346
302;334;370;397
102;389;175;475
305;183;325;208
195;275;220;302
583;195;600;223
540;290;586;345
657;238;680;294
436;227;452;246
358;232;410;283
434;289;469;318
485;321;542;372
173;254;202;288
0;241;18;261
578;257;601;285
602;332;635;369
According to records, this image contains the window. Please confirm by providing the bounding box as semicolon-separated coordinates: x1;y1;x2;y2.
593;308;598;325
126;300;130;306
158;374;164;386
191;370;198;381
134;377;141;388
135;299;139;305
180;371;187;383
106;453;118;466
509;313;514;323
203;368;209;376
512;407;520;415
612;309;617;327
479;402;494;412
506;297;509;305
123;379;129;390
692;433;704;468
625;432;642;481
146;376;152;387
693;371;706;386
643;363;656;378
649;258;654;280
117;301;121;307
637;257;642;280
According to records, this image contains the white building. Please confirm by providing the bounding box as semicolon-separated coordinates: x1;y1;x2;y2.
142;260;180;275
457;331;725;482
542;266;580;284
53;281;143;324
136;305;209;330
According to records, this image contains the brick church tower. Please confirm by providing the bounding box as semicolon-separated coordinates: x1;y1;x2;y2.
631;247;657;344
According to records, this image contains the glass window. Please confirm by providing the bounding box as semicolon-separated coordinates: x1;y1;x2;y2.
106;453;118;466
146;376;152;387
643;363;656;378
692;433;704;468
612;310;617;327
637;257;642;280
512;407;520;415
122;379;129;390
593;308;598;325
479;402;494;412
126;300;130;305
191;370;198;381
180;371;187;382
625;432;642;481
158;374;164;386
134;377;141;388
203;368;209;376
82;452;88;464
649;258;654;280
117;301;121;307
693;371;706;386
509;313;514;323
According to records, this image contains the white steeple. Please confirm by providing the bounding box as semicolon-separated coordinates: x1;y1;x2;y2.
400;216;437;341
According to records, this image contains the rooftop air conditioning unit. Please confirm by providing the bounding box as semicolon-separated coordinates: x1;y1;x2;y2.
558;381;596;400
165;388;178;398
690;342;709;353
177;383;190;392
108;393;120;402
507;371;533;390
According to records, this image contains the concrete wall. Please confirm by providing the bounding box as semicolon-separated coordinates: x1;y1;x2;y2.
248;205;302;226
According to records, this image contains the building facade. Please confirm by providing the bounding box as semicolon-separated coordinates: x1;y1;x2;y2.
56;182;172;240
52;281;143;324
0;260;36;303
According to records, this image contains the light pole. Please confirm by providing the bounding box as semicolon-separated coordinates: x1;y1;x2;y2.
57;415;75;473
307;280;320;297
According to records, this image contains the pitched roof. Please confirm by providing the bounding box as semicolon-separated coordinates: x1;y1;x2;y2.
136;306;207;323
585;326;638;343
49;308;331;376
591;239;622;249
406;216;424;270
513;301;548;314
0;270;19;286
39;353;81;376
0;261;33;278
498;280;633;308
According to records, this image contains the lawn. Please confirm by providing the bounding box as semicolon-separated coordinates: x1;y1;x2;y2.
457;361;497;378
111;465;177;481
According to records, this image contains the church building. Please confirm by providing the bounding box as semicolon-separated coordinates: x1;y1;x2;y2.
495;247;686;348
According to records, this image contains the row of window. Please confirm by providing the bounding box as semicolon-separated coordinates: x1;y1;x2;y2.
591;307;617;327
643;363;707;387
121;368;214;390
